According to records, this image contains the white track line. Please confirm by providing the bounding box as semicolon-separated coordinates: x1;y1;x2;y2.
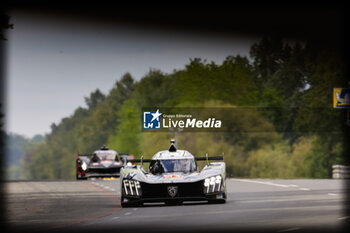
232;179;310;190
328;193;337;196
232;179;296;188
90;182;116;193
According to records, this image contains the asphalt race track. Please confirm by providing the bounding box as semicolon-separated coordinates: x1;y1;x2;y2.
3;179;349;233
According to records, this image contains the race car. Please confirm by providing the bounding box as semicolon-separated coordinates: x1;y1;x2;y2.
120;139;226;207
76;145;131;179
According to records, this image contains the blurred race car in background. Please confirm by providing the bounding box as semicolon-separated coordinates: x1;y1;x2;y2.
76;145;133;180
120;139;226;207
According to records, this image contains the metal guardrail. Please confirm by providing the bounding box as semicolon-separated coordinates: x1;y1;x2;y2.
332;165;350;179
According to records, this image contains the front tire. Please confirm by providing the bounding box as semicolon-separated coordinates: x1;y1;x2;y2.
121;196;142;207
208;199;226;204
208;191;226;204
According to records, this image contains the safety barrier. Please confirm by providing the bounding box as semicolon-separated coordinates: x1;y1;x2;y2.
332;165;350;179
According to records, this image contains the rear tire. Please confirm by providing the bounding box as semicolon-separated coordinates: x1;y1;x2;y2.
76;174;87;180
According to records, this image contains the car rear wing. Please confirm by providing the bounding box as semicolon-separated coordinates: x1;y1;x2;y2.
78;152;129;156
195;156;223;161
124;155;223;164
125;158;152;163
77;153;94;157
196;155;224;165
120;154;134;164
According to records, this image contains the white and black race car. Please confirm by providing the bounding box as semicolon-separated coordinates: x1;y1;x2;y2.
76;146;131;179
120;140;226;207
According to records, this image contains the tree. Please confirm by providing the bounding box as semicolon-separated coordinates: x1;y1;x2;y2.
84;89;105;110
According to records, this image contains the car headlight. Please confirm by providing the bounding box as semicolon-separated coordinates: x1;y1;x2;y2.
203;175;222;193
123;179;142;197
81;161;88;171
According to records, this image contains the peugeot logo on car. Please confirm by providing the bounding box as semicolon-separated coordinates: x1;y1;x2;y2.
167;186;178;198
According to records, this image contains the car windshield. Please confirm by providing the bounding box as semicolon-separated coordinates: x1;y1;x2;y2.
150;159;196;173
96;152;117;161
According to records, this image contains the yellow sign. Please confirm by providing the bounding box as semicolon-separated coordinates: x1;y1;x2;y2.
333;88;350;108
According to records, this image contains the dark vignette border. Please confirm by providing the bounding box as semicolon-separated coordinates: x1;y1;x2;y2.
0;1;348;232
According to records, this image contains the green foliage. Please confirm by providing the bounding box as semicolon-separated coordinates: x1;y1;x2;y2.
4;133;44;179
175;56;256;105
5;133;29;179
19;36;347;180
294;51;344;134
84;89;105;110
133;69;177;107
247;142;290;178
107;99;142;156
302;133;345;178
